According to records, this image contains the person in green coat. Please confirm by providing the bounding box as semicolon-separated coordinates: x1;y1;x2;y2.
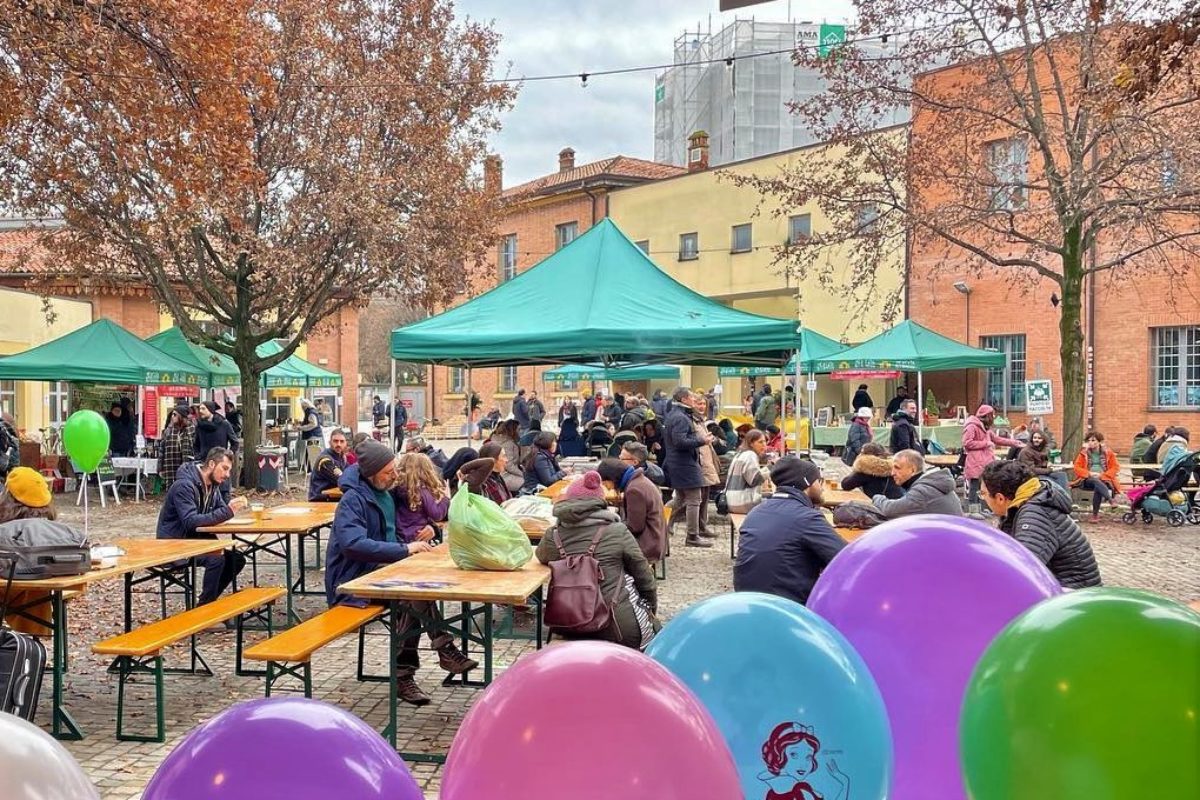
1130;424;1157;463
536;471;660;650
754;391;779;431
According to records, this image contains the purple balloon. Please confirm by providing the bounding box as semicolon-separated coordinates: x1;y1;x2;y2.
808;515;1061;800
144;697;422;800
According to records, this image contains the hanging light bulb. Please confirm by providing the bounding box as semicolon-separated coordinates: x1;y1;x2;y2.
580;73;589;88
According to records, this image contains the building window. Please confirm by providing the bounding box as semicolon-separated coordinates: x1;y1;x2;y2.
265;394;292;426
679;232;699;261
449;367;465;393
635;240;650;255
731;223;752;253
555;222;578;251
689;147;704;164
499;234;517;281
980;335;1027;409
855;203;880;234
1151;326;1200;408
789;214;811;244
500;366;517;393
0;380;15;418
985;137;1029;210
48;381;70;425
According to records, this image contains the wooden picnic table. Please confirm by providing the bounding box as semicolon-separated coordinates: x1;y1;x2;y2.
1;538;228;741
538;477;621;505
198;501;338;625
339;543;549;761
820;485;870;508
321;487;343;499
835;526;870;543
926;454;960;467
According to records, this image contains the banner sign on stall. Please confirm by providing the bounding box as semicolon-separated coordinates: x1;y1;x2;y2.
142;387;159;438
832;369;903;380
1025;379;1053;414
158;385;201;398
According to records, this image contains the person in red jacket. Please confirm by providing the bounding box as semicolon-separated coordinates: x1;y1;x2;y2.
1071;429;1122;522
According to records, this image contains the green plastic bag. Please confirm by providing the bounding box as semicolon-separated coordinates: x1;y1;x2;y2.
447;484;533;571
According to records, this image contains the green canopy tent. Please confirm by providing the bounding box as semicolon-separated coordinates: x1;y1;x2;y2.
145;327;241;388
812;319;1007;438
256;341;343;389
717;329;847;377
542;364;681;382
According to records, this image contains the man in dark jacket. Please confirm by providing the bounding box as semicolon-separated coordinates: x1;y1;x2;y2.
852;384;874;411
325;440;476;706
387;399;408;451
889;399;925;455
156;448;247;604
372;395;387;425
308;428;349;501
512;388;531;433
1143;425;1174;466
885;385;909;417
194;401;237;457
663;387;715;548
581;391;600;424
105;401;136;456
981;460;1102;589
223;401;243;440
872;450;963;518
734;456;845;605
651;390;669;419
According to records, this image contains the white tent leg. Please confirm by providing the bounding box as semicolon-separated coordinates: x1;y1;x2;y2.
917;371;925;450
389;358;397;448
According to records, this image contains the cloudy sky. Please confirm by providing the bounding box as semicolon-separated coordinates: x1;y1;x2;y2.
455;0;857;187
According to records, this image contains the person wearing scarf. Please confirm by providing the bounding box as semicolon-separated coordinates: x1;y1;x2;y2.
598;457;665;563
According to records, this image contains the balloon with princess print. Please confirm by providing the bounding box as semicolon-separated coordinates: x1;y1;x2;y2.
62;409;110;473
647;592;891;800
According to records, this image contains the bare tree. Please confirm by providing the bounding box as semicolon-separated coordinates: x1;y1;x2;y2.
2;0;513;481
359;297;427;386
736;0;1200;454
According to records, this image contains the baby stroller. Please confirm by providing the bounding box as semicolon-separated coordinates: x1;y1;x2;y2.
1122;448;1200;527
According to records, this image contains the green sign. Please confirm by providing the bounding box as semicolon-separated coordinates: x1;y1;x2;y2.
654;82;665;104
819;24;846;57
1025;379;1053;414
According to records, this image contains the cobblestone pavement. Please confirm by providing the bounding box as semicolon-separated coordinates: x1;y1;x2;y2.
27;469;1200;799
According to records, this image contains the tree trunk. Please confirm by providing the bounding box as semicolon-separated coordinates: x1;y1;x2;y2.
1058;230;1087;458
237;363;264;488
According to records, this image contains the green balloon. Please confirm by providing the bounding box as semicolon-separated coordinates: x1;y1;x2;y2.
62;410;111;473
961;588;1200;800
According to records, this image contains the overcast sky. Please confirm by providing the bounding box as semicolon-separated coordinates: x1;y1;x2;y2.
455;0;857;187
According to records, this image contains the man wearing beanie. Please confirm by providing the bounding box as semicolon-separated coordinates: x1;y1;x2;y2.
733;455;845;605
326;439;477;706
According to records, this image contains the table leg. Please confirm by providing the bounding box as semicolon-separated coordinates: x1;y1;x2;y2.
283;535;298;627
50;590;83;740
382;600;399;748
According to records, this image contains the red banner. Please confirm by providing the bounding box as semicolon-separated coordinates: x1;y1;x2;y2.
158;385;201;398
142;388;159;438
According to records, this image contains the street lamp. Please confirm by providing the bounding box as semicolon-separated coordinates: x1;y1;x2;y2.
954;282;972;403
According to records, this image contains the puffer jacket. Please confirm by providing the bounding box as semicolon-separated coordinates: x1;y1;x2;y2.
842;418;873;465
535;497;659;649
840;453;903;499
872;468;963;518
522;448;566;494
1000;479;1102;589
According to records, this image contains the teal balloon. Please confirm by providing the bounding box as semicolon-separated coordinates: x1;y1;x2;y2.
646;592;892;800
62;410;110;472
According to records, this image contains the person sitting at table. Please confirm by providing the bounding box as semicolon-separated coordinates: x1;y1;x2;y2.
841;442;903;500
723;429;768;513
441;447;479;494
485;420;526;492
325;440;476;706
764;424;784;454
889;399;924;456
462;444;512;504
522;431;567;494
640;418;666;467
609;422;642;458
156;447;248;606
308;428;350;501
1016;429;1068;490
536;471;660;650
1142;425;1174;467
598;457;665;564
705;421;731;456
981;460;1101;589
962;404;1022;508
842;407;875;466
733;456;845;605
518;418;542;448
1130;424;1158;464
1070;430;1123;523
0;466;57;524
394;452;450;544
871;450;963;519
620;441;665;486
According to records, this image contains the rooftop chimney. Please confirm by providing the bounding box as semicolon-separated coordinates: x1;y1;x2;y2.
483;154;503;194
558;147;576;172
687;131;710;172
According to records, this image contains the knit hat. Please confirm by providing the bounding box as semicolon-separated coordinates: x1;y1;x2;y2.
855;407;873;419
769;456;822;491
6;467;51;509
459;458;495;492
354;439;395;479
201;400;219;414
562;470;605;501
976;404;996;416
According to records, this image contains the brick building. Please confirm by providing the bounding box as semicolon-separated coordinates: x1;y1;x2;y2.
0;218;360;430
426;149;684;423
905;54;1199;455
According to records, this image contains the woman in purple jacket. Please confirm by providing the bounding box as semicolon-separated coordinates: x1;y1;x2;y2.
393;453;450;544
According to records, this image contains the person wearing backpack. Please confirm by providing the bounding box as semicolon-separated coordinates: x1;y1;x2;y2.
535;471;660;650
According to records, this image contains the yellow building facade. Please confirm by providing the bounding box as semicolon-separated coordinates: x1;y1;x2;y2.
607;129;907;415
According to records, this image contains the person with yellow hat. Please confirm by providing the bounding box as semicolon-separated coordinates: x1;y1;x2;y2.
0;466;56;524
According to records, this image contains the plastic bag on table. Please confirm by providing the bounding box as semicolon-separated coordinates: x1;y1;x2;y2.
447;484;533;571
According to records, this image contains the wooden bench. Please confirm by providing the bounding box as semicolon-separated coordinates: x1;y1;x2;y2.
728;513;748;560
243;603;384;697
92;586;284;742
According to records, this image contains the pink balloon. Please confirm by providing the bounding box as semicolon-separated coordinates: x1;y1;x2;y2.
441;641;742;800
808;515;1062;800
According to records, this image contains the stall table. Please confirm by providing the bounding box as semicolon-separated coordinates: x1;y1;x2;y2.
811;424;964;451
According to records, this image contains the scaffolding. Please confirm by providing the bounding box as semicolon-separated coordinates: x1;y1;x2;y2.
654;19;909;167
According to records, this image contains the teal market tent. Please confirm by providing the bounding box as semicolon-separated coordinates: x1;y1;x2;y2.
145;327;241;387
257;341;343;388
718;329;849;377
543;364;681;382
389;219;802;368
0;319;207;387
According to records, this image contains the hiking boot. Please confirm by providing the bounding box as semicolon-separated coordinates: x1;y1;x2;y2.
437;644;479;675
698;529;719;538
396;676;431;707
685;535;714;548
